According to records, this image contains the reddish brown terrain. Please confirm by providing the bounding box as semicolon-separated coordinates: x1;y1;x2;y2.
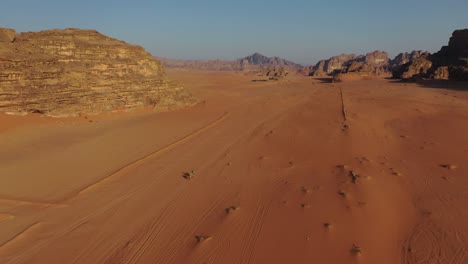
0;69;468;263
1;26;468;264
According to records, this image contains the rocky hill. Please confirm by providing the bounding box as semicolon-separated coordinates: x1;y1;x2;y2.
309;54;357;76
308;51;390;77
389;50;429;72
347;51;390;75
393;29;467;81
238;53;302;69
0;28;195;116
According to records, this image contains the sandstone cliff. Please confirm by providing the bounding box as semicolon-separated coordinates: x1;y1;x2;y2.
393;29;468;81
389;50;429;72
0;28;195;116
309;54;358;76
308;51;390;77
344;51;390;75
392;53;433;80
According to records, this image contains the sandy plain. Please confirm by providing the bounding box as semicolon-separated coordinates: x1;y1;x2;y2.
0;70;467;263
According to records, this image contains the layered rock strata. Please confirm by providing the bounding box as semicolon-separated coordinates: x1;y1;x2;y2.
0;28;195;116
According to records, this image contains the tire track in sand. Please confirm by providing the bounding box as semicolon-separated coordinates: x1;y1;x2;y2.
402;222;467;264
0;111;230;209
0;222;42;252
3;170;171;264
67;111;231;201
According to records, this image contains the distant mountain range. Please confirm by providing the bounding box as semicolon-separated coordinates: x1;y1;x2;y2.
157;53;302;71
158;29;467;81
237;53;303;68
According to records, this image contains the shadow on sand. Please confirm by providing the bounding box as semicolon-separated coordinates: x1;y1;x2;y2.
313;77;333;83
387;78;468;91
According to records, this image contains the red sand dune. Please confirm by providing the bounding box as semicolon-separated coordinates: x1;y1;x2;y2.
0;70;467;263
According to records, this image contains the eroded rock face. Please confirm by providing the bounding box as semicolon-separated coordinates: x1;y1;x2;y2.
308;51;390;77
325;54;357;75
262;67;290;80
309;54;357;76
0;28;195;116
390;51;428;71
432;66;450;80
309;60;327;76
393;29;468;81
364;51;389;66
434;29;468;80
393;53;433;80
364;50;389;74
344;51;390;75
447;29;468;59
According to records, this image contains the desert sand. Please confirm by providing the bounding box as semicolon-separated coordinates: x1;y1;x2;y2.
0;70;467;263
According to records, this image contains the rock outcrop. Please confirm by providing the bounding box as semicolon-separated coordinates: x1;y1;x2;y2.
308;51;390;77
394;29;468;81
389;50;428;72
344;51;390;75
446;29;468;59
251;66;291;81
432;66;450;80
238;53;302;69
392;53;433;80
0;28;195;116
432;29;468;80
309;54;357;76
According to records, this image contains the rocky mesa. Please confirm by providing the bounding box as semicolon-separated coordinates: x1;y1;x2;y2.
0;28;195;116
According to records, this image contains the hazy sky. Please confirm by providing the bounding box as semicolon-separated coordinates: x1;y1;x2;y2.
1;0;467;65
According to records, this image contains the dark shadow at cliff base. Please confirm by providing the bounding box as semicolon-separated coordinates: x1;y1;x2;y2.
313;77;333;83
386;79;468;91
415;80;467;91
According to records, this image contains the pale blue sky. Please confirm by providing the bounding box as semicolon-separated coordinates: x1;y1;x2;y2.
1;0;467;65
